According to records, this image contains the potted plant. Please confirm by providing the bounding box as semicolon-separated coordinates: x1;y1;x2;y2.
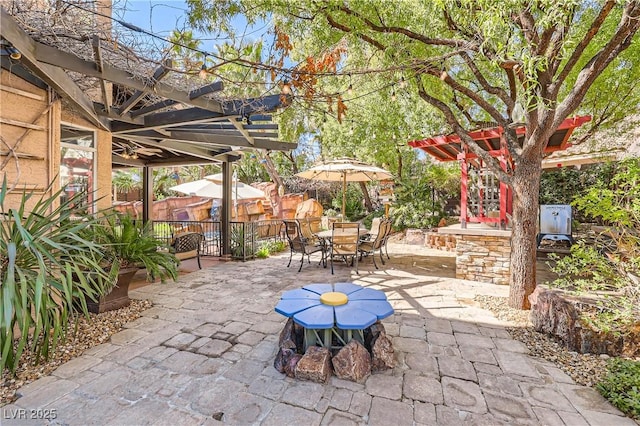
0;178;112;373
83;212;179;313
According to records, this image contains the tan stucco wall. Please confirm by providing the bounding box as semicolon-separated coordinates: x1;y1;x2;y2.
1;69;112;213
0;69;52;211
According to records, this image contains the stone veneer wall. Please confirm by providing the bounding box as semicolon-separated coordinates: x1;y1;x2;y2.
455;234;511;285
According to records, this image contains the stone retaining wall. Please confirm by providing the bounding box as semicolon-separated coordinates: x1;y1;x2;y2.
455;234;511;285
403;229;457;252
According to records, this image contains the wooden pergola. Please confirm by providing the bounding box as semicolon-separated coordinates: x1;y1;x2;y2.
409;116;591;229
0;8;297;255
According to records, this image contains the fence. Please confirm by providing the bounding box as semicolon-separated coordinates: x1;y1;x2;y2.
153;219;286;259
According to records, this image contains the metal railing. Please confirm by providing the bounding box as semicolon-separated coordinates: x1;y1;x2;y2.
153;219;286;259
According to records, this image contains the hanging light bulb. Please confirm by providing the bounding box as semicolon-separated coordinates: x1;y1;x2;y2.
199;58;208;79
399;76;406;89
281;80;292;95
7;46;21;60
391;89;396;102
347;74;353;95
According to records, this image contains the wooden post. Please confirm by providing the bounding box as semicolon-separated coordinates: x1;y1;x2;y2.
142;166;153;224
221;160;233;256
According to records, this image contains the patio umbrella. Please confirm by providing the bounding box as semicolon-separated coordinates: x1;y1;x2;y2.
169;179;265;200
296;158;393;218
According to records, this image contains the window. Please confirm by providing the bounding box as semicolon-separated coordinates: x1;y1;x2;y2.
60;124;96;214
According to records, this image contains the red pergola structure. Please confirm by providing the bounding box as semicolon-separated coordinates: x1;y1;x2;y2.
408;115;591;229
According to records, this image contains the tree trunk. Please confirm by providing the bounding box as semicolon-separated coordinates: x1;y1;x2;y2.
259;152;284;217
359;181;373;212
508;154;542;309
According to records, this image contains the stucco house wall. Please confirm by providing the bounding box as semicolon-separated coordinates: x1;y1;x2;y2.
0;68;112;212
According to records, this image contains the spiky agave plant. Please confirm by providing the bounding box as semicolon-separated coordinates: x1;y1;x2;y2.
0;177;115;373
89;212;178;282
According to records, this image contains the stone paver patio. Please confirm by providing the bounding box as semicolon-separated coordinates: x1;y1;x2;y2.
3;244;635;425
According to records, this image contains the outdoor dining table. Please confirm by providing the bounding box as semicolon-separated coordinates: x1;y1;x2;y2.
315;228;370;268
274;283;394;350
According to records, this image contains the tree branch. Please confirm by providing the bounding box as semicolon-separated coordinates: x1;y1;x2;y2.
421;67;507;127
550;0;616;96
416;77;513;184
325;13;386;50
554;2;640;128
460;51;513;111
334;5;479;50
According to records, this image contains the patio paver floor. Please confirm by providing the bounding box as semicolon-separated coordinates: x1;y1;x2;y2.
2;244;634;425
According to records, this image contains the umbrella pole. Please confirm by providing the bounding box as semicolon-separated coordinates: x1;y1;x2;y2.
342;172;347;220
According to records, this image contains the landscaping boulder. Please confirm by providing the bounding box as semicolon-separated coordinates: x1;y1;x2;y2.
332;340;371;383
371;333;395;371
295;346;332;383
528;286;640;356
284;353;303;378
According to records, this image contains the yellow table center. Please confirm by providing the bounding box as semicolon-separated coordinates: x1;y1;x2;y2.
320;292;348;306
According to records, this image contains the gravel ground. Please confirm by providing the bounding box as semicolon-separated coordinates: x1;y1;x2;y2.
475;295;610;387
0;299;152;406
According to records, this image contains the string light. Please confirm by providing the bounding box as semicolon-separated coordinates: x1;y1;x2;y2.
199;58;208;79
391;87;396;102
281;80;292;95
347;74;353;96
399;76;406;89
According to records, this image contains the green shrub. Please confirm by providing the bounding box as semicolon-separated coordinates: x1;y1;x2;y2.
256;240;287;258
256;246;270;258
597;358;640;419
0;178;112;373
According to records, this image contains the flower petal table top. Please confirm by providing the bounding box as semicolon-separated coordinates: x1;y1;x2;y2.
275;283;394;330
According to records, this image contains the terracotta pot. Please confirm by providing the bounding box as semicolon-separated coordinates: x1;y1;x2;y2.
86;268;138;314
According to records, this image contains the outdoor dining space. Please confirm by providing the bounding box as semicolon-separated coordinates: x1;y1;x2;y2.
283;217;393;274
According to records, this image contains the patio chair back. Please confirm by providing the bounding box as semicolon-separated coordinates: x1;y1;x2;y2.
330;222;360;274
369;217;382;236
298;218;319;244
172;231;204;269
283;220;324;272
358;221;388;269
283;220;305;252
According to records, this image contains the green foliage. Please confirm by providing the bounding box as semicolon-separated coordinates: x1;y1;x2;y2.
330;184;366;220
549;242;625;293
230;223;259;259
597;358;640;419
87;213;178;283
0;178;112;373
256;245;270;258
573;159;640;230
390;162;459;229
548;159;640;335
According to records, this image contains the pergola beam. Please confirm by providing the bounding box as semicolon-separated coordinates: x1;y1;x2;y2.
168;130;296;151
129;99;177;118
189;81;224;100
119;59;173;115
33;41;224;114
92;36;111;114
0;9;109;130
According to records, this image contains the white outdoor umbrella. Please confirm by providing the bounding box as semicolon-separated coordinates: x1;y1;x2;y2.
296;158;393;218
169;179;264;200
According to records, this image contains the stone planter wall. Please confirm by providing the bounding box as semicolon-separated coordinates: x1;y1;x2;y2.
455;234;511;285
403;228;457;252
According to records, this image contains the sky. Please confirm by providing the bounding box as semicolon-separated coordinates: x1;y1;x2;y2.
113;0;266;55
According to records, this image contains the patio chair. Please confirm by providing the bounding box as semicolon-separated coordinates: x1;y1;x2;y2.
283;220;324;272
358;220;389;269
171;231;204;269
381;218;393;260
360;217;382;243
330;222;360;275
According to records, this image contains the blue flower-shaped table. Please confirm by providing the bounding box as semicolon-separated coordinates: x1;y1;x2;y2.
275;283;394;350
